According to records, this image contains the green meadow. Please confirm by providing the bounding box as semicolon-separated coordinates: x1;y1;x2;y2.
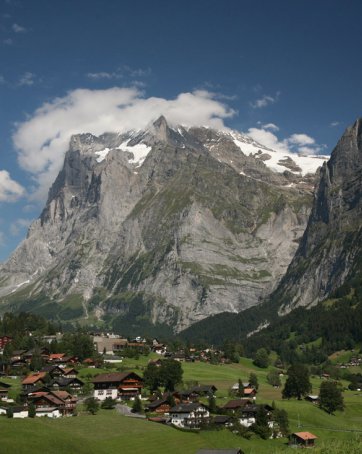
1;357;362;453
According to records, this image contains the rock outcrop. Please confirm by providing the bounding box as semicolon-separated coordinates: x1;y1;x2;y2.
274;118;362;313
0;117;325;331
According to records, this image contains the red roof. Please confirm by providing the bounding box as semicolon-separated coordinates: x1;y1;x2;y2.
22;372;46;385
294;432;318;441
49;353;66;360
243;388;256;395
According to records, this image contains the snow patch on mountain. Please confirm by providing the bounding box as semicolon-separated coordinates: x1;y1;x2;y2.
228;131;328;176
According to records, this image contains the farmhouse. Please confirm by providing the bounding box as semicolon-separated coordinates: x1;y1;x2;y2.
170;402;210;429
92;372;143;401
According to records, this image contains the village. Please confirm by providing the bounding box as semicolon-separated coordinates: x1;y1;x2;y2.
2;330;353;452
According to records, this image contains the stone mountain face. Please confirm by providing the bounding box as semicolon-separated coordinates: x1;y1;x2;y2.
274;118;362;314
0;117;325;331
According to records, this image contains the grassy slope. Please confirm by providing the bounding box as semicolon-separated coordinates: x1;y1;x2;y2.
1;357;362;453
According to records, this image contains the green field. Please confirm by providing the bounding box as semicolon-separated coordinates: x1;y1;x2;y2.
1;357;362;453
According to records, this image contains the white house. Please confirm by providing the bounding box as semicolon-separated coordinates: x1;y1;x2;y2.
12;407;29;418
35;407;62;418
170;403;209;429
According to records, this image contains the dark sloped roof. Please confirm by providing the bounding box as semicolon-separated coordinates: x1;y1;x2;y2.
170;402;207;413
92;371;142;384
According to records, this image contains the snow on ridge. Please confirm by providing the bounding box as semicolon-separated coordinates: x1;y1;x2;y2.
228;130;329;176
95;148;110;163
118;140;152;166
94;138;152;166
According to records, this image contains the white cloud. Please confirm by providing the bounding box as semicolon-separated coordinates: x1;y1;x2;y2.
87;65;151;81
0;75;5;84
262;123;279;132
87;71;122;80
13;88;235;200
250;91;280;109
9;218;31;236
18;72;35;86
287;133;315;146
12;23;26;33
330;121;340;127
0;170;24;202
247;126;324;156
3;38;13;45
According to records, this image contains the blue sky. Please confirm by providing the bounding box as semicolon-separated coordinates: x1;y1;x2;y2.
0;0;361;261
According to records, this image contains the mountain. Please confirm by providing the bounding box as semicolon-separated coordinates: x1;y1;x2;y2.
181;118;362;344
274;118;362;314
0;116;327;332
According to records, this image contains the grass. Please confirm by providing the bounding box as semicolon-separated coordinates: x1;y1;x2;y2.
3;356;362;453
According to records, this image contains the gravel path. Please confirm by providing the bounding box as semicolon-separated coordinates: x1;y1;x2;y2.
116;403;146;418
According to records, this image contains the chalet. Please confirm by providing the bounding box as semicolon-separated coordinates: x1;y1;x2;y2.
50;376;84;392
48;353;67;363
11;350;27;361
41;365;65;377
10;358;27;369
223;399;253;413
92;371;143;401
149;391;182;405
62;368;78;378
289;432;318;448
242;388;257;399
146;398;172;414
83;358;96;367
29;390;77;416
170;402;210;429
0;335;12;350
190;385;217;397
22;372;47;390
212;415;232;427
238;404;274;430
47;353;77;365
0;381;11;401
152;339;167;355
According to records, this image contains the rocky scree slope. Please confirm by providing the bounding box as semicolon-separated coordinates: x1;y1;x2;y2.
0;117;324;331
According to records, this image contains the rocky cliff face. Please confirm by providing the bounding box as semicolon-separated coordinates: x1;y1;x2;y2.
0;117;324;331
275;119;362;314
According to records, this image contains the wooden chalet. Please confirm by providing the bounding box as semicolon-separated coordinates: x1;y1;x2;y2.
29;390;77;416
22;372;47;390
170;402;210;429
146;398;172;414
223;399;253;413
0;381;11;400
92;371;143;401
0;336;12;349
41;365;65;377
50;376;84;392
190;385;217;397
289;432;318;448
